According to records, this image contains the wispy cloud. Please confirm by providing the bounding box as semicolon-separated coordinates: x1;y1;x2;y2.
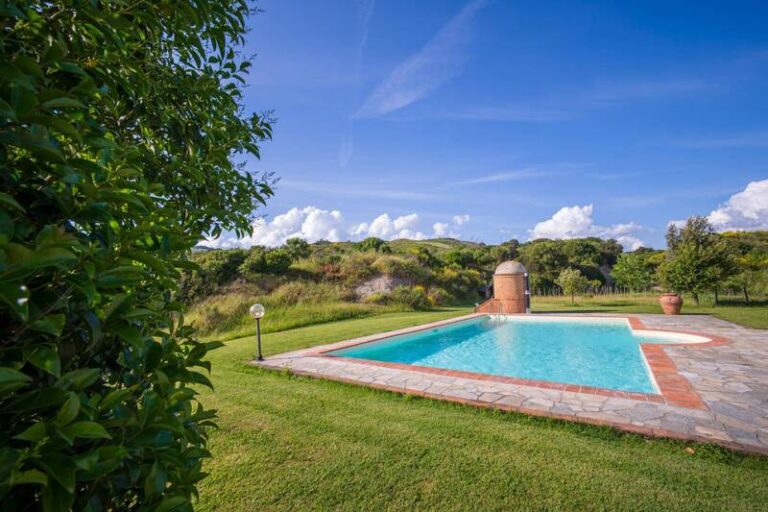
587;79;718;105
447;105;575;122
353;0;488;118
671;131;768;149
337;137;354;167
354;0;376;78
414;77;717;124
609;186;741;208
444;168;557;187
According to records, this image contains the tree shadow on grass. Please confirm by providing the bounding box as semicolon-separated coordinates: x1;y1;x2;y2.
531;309;624;314
716;299;768;308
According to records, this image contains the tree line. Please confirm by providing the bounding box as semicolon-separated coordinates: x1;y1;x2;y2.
185;219;767;308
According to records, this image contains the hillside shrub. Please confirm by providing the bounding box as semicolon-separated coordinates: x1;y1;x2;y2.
427;287;452;306
0;2;272;510
372;255;429;281
389;286;431;310
179;250;247;302
337;252;377;284
434;267;484;302
240;247;293;278
354;237;391;253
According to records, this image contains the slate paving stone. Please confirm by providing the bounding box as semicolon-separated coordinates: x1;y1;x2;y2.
258;313;768;455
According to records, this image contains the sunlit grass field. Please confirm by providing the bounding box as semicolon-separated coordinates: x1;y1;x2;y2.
196;307;768;511
532;294;768;329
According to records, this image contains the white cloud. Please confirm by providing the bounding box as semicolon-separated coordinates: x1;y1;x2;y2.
433;214;471;238
530;204;646;250
706;179;768;231
355;213;427;240
353;0;487;118
432;222;450;237
453;214;470;225
202;207;347;249
201;207;470;248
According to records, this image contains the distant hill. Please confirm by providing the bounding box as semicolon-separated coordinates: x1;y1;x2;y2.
388;238;487;253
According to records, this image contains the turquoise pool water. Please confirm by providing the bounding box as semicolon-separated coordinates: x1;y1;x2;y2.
329;317;662;393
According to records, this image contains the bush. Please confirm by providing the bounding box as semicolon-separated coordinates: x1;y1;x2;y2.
389;286;431;310
240;247;293;277
434;267;484;302
372;255;429;281
283;238;311;260
337;252;375;283
427;287;452;306
355;237;391;253
0;2;272;509
179;250;248;302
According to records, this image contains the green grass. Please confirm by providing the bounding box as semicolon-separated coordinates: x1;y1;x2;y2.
197;308;768;511
532;294;768;329
187;291;412;341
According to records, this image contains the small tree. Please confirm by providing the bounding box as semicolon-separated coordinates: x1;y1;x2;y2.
284;237;311;261
611;252;655;291
659;217;735;305
730;252;768;303
556;268;590;304
355;237;390;253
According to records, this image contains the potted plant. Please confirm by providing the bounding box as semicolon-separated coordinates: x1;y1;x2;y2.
658;292;683;315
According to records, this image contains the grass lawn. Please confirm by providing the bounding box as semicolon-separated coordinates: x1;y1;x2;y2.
197;308;768;511
532;294;768;329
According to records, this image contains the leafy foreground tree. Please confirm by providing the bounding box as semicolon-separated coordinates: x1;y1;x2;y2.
0;2;272;510
660;217;734;305
611;252;657;291
555;268;590;304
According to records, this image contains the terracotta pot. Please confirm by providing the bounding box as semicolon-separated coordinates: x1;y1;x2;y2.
659;293;683;315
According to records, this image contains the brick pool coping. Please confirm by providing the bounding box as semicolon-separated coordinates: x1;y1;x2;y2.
255;313;768;456
313;313;728;410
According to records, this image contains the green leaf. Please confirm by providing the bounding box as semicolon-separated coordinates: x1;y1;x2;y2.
63;421;111;440
181;370;213;389
25;345;61;377
23;247;77;269
55;392;80;426
144;460;167;501
14;55;44;79
5;388;69;412
99;387;133;411
112;323;144;349
0;367;31;396
155;496;191;512
29;314;66;337
56;368;100;390
42;479;74;512
12;469;48;486
37;454;76;493
14;421;48;443
40;97;86;110
73;451;99;472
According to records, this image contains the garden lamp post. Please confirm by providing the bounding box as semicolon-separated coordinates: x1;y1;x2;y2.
249;303;266;361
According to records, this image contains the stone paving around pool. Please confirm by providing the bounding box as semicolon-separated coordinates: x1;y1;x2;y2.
254;313;768;456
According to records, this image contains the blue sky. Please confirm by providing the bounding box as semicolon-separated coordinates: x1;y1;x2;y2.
206;0;768;250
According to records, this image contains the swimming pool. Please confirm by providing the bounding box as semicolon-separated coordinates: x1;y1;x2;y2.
327;316;709;394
